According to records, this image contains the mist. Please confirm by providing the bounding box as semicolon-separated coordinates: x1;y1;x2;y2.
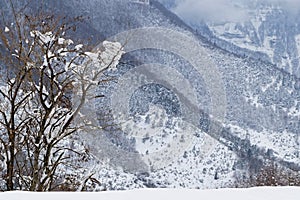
159;0;300;23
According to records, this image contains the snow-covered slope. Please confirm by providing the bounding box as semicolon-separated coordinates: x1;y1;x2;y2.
1;187;300;200
1;0;300;190
207;3;300;76
158;0;300;76
38;0;300;188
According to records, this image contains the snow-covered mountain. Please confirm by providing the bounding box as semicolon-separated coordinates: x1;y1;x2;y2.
158;0;300;76
1;0;300;190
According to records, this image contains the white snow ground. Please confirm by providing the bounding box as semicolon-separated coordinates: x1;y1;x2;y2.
1;187;300;200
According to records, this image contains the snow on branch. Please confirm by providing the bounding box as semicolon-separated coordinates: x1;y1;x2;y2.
0;13;125;190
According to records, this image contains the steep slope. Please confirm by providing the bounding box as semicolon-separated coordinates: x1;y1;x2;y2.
207;3;300;76
1;0;300;189
63;0;300;188
158;0;300;76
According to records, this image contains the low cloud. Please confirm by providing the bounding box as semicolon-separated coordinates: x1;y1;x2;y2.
171;0;249;23
163;0;300;23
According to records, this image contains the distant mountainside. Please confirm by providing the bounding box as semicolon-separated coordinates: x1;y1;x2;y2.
158;0;300;77
1;0;300;189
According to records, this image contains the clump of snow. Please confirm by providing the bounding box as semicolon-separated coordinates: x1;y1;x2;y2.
4;27;9;32
58;38;65;45
75;44;83;50
30;31;54;44
86;41;125;72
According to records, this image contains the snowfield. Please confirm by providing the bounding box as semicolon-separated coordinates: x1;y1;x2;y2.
1;187;300;200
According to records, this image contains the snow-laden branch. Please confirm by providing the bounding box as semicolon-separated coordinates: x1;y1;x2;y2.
0;15;125;191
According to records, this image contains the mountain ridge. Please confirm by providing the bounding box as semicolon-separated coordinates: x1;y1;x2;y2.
0;0;299;189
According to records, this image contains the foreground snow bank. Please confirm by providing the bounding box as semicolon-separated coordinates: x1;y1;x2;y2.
1;187;299;200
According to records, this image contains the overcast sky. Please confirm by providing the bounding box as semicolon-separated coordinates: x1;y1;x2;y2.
159;0;300;23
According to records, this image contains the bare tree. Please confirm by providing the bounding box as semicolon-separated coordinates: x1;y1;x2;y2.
251;160;300;187
233;159;300;188
0;2;124;191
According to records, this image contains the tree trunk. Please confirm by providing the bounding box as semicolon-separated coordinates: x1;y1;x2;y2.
30;149;40;191
6;123;16;190
6;146;14;190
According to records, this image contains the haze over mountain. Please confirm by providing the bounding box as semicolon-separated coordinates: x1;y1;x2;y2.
1;0;299;190
159;0;300;76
